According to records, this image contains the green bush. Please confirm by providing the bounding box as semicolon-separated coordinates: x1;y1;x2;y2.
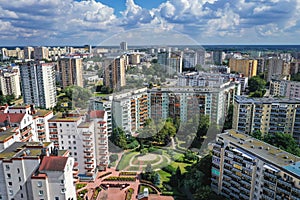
125;188;134;200
103;176;136;182
162;165;176;174
120;172;137;176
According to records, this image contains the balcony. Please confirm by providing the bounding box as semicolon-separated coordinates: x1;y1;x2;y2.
276;187;291;195
84;154;93;158
85;160;94;164
82;132;92;136
21;133;33;142
83;143;93;148
264;171;277;179
85;165;95;170
21;127;32;136
84;148;93;153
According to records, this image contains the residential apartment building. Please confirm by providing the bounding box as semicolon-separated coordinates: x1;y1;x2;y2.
48;112;97;179
157;50;183;75
232;96;300;144
90;110;109;170
103;55;126;90
229;58;257;78
211;130;300;200
270;78;300;98
57;57;83;88
32;110;54;142
20;62;57;109
33;46;49;61
31;156;77;200
148;82;239;125
0;71;21;98
0;141;76;200
265;57;290;82
89;97;113;135
182;50;196;69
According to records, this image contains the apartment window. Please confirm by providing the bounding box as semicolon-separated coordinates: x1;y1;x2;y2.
68;146;71;149
73;135;75;139
61;141;64;144
39;190;43;196
20;193;23;198
69;152;72;156
68;135;71;139
55;197;59;200
5;165;10;171
68;141;71;144
60;180;64;185
17;168;20;174
19;177;21;182
74;152;77;156
0;194;2;199
74;147;76;150
62;147;64;150
20;186;22;190
37;181;42;187
60;124;62;127
8;182;12;186
61;188;66;193
61;135;63;138
7;173;11;179
9;190;13;196
73;141;76;144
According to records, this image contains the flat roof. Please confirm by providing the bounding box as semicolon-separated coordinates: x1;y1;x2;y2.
220;130;300;168
284;162;300;176
0;142;52;160
235;95;300;104
33;110;53;117
0;128;17;142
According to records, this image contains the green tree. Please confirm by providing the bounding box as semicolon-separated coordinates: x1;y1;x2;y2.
263;132;300;156
110;127;127;149
251;130;262;140
248;76;266;93
153;172;161;186
145;163;152;173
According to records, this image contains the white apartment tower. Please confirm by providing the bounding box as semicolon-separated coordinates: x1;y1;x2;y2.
0;72;21;98
20;62;57;109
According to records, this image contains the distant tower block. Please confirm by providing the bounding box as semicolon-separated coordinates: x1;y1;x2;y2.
120;41;128;51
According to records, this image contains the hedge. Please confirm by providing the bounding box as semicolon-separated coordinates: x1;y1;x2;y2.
103;176;136;182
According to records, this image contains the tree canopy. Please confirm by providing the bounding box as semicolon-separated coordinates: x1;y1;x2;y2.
248;76;266;97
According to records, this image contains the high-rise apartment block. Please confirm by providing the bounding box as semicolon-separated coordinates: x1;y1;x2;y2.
103;55;126;90
158;50;183;75
232;96;300;144
120;42;128;51
265;57;291;82
0;71;21;98
149;83;238;125
229;58;257;78
57;57;83;88
20;62;57;109
270;78;300;98
33;46;49;61
48;112;98;179
211;130;300;200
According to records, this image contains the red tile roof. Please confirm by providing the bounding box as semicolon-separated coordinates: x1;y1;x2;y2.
90;110;105;119
39;156;68;171
0;113;25;124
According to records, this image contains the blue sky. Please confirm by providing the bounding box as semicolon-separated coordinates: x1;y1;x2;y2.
0;0;299;46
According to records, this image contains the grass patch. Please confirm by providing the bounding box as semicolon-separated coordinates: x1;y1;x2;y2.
157;170;171;185
170;161;193;173
116;151;139;171
76;183;87;190
139;184;157;194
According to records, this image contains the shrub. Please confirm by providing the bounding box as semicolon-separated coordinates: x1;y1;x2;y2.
119;172;137;176
103;176;136;182
76;183;87;190
162;165;176;174
125;188;134;200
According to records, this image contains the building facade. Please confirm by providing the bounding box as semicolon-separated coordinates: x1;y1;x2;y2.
57;58;83;88
229;58;257;78
232;96;300;144
20;62;57;109
0;72;21;98
211;130;300;200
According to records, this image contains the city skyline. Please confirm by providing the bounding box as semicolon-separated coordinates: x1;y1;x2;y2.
0;0;299;46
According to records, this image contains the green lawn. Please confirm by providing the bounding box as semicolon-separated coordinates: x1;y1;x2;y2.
116;151;139;171
157;170;171;184
170;161;193;173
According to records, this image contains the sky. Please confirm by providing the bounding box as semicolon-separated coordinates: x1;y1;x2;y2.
0;0;300;46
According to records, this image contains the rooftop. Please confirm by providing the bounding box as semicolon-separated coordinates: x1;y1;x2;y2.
90;110;105;119
33;110;53;117
0;142;52;160
0;113;25;124
48;112;81;122
78;121;93;128
235;95;300;104
220;130;300;168
0;127;17;142
39;156;68;172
